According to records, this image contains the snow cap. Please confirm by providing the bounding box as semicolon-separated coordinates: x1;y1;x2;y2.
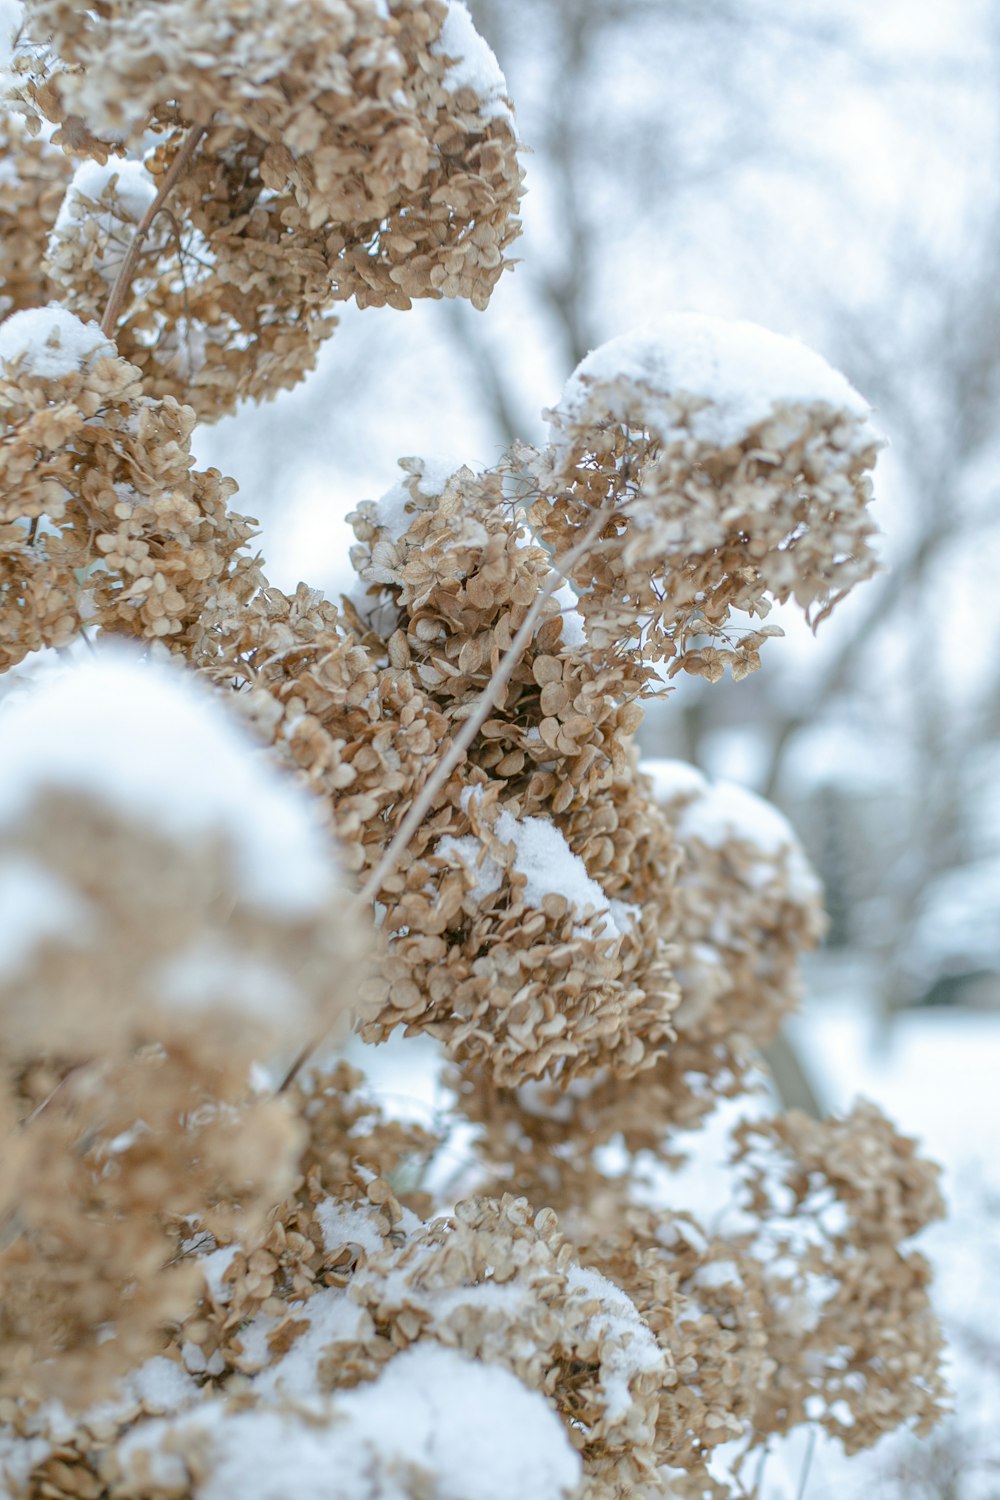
0;304;112;381
0;644;337;914
552;311;876;454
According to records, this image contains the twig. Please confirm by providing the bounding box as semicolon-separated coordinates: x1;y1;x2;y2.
795;1427;817;1500
762;1028;825;1119
355;504;610;910
750;1443;770;1499
99;125;207;339
277;503;612;1094
20;1061;89;1127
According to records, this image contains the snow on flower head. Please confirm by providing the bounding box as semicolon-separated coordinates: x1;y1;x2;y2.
0;644;337;914
432;0;515;126
47;157;159;289
0;645;357;1061
529;312;883;679
550;312;876;456
0;303;111;381
641;755;824;1033
116;1344;581;1500
53;157;156;237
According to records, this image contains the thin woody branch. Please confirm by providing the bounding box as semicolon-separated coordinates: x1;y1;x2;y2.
99;124;206;339
355;504;613;911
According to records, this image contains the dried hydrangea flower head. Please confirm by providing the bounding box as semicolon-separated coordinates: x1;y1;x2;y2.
454;757;827;1224
12;0;523;417
0;648;355;1063
0;110;72;318
336;459;681;1081
344;1197;668;1477
0;649;360;1399
346;456;640;800
641;757;825;1039
348;454;652;771
354;778;677;1084
338;448;830;1096
1;1044;304;1404
0;304;258;666
545;1100;945;1497
524;313;882;677
730;1102;947;1455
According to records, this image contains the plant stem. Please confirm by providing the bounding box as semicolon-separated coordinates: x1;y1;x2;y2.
20;1061;88;1127
277;504;611;1094
356;506;609;909
100;125;206;339
794;1427;817;1500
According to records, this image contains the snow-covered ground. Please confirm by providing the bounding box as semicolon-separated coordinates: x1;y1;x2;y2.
766;955;1000;1500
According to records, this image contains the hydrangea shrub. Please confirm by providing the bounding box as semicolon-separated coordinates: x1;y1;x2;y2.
0;4;945;1497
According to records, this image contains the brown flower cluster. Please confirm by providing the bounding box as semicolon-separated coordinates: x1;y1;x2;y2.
1;1046;303;1407
450;757;826;1226
730;1101;947;1454
0;1061;944;1500
0;651;354;1403
641;756;826;1109
520;314;882;679
340;460;681;1083
0;111;72;318
566;1099;946;1496
0;307;256;668
13;0;523;419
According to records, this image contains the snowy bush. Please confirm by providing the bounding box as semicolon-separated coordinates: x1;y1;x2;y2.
0;2;946;1497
